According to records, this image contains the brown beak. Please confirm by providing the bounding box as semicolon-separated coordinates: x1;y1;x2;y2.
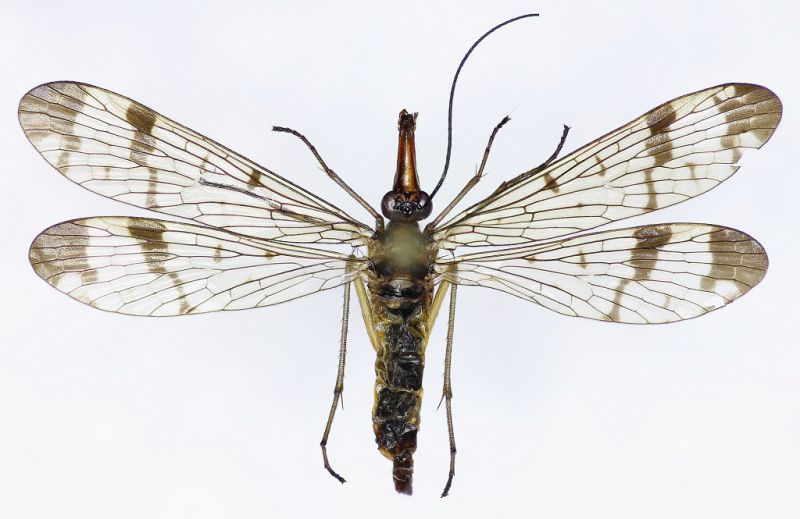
393;109;421;195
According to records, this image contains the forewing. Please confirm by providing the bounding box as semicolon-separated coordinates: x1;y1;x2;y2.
19;82;372;245
29;217;365;316
433;84;781;248
436;223;767;324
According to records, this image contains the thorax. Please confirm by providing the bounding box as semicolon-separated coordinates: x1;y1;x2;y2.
366;223;438;322
368;222;436;288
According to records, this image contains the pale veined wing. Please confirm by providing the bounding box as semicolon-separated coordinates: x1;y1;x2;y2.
19;82;372;245
435;223;767;324
29;217;366;316
432;84;781;248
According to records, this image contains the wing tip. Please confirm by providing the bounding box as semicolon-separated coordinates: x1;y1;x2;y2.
732;226;769;283
681;224;769;320
18;81;91;154
725;83;783;149
28;218;92;280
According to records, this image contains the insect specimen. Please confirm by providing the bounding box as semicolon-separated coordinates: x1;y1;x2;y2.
19;14;781;496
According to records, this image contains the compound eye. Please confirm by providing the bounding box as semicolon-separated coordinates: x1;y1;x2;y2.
416;192;433;219
381;191;400;219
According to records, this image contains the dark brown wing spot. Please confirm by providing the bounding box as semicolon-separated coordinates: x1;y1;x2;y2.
29;249;70;279
248;168;262;189
122;142;158;207
645;104;678;135
127;219;170;266
131;138;156;156
543;172;560;193
145;168;159;207
29;224;94;280
730;84;751;98
639;134;673;210
80;270;99;284
63;135;82;151
698;228;767;293
716;94;747;117
19;92;50;115
720;134;738;149
633;225;673;248
644;132;675;167
640;105;677;212
643;170;657;211
628;229;672;280
608;226;674;321
166;271;191;313
126;219;190;312
577;248;587;268
126;218;166;243
123;112;161;206
607;282;628;322
55;151;71;169
125;104;156;134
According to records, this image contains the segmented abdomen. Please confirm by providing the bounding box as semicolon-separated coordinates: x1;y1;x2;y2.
370;277;432;495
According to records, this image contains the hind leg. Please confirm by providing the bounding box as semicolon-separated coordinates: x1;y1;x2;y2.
320;282;351;483
440;285;458;497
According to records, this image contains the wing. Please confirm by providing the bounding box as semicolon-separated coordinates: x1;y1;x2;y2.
432;84;781;248
29;217;365;316
436;223;767;324
19;82;373;245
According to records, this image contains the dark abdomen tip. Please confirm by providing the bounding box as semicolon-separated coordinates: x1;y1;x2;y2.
393;453;414;495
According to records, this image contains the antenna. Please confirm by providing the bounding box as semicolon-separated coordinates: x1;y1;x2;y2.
429;13;539;199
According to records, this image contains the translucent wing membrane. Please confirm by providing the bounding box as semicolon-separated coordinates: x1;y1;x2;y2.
436;223;767;324
29;217;365;316
433;84;781;248
19;82;372;245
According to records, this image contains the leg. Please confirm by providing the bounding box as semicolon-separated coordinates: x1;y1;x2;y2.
525;123;571;175
428;280;451;332
426;116;511;231
440;284;458;497
492;124;571;195
352;277;379;352
320;282;351;484
272;126;384;232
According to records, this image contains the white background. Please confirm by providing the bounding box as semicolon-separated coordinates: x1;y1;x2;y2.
1;1;798;518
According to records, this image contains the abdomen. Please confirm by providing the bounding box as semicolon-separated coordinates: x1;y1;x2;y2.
370;275;433;495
